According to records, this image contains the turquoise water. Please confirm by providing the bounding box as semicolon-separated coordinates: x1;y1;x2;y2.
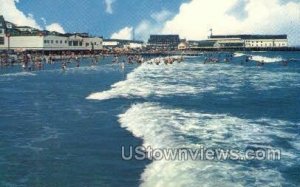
0;52;299;187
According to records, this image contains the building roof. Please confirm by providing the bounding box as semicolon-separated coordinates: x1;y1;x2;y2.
17;26;35;29
210;34;287;40
0;15;7;32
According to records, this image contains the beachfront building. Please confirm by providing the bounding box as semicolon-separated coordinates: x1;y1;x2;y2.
103;40;120;49
0;15;103;52
147;35;180;50
209;35;288;48
188;40;219;49
0;16;6;49
124;41;144;49
1;32;103;51
103;39;144;50
66;33;103;51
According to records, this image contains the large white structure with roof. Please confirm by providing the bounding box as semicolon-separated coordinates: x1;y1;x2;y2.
209;35;288;48
0;15;103;51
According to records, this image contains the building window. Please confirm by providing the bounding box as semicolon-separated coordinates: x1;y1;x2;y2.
56;40;58;44
51;40;53;44
0;29;3;34
60;40;62;44
73;41;79;46
0;37;4;45
65;41;67;44
79;42;82;46
69;41;72;46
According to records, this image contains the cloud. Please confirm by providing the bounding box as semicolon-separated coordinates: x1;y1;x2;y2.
162;0;300;45
111;26;133;40
151;10;173;22
134;20;165;41
0;0;66;33
127;10;173;41
46;23;65;33
0;0;41;29
105;0;116;14
41;17;47;26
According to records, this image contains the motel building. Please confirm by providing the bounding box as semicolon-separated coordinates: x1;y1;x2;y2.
0;15;103;52
209;34;288;48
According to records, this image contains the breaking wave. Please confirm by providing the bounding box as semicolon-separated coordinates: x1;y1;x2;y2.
0;72;36;77
250;55;284;63
234;52;285;63
87;60;215;100
119;103;299;187
87;56;300;100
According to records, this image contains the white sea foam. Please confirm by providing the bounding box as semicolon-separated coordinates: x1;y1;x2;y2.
87;55;300;100
250;55;284;63
87;60;215;100
234;52;245;57
0;72;36;77
234;53;284;63
86;55;300;186
119;103;297;187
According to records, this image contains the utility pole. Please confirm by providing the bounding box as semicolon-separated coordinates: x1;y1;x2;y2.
209;28;213;38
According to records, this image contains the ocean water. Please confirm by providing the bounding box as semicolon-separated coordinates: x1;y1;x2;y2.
0;52;300;187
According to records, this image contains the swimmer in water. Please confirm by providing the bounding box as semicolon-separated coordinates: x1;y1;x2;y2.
62;62;67;70
121;60;125;70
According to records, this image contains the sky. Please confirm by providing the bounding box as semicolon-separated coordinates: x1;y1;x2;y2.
0;0;300;45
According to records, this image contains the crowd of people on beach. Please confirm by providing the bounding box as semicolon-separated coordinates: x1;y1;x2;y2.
112;54;184;67
0;50;185;72
0;51;103;71
0;50;295;72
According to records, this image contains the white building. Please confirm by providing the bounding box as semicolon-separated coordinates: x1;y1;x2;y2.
124;41;143;49
103;40;120;49
82;37;103;50
5;34;103;51
0;15;103;51
209;35;288;48
103;39;144;49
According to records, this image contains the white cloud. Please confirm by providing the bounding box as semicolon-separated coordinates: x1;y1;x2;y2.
41;17;47;26
111;26;133;40
105;0;116;14
0;0;41;29
162;0;300;45
151;10;172;22
0;0;66;33
126;10;173;41
134;20;164;41
46;23;65;33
